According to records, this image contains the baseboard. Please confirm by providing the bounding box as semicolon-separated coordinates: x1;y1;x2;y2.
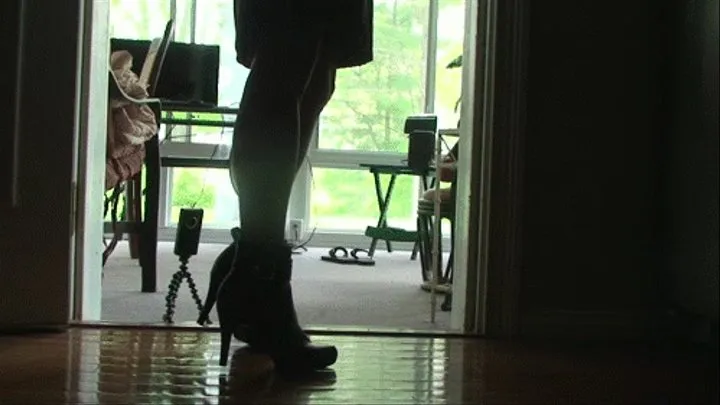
0;324;68;335
520;309;650;341
155;227;451;252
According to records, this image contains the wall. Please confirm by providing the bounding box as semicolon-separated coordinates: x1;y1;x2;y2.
517;0;719;341
519;1;661;336
1;0;20;207
660;0;719;333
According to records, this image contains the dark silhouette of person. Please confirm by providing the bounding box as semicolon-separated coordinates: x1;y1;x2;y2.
198;1;374;371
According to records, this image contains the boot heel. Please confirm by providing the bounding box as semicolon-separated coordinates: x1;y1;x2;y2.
197;303;212;326
197;243;235;326
219;327;232;366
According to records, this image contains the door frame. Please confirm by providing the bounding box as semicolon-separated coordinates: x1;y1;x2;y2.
72;0;110;321
68;0;530;335
453;0;527;336
481;0;528;338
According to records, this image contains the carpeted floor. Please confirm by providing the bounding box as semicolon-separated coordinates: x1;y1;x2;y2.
102;242;451;331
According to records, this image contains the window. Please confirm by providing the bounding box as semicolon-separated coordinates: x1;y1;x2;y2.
109;0;170;40
435;0;466;129
308;0;435;233
308;168;419;232
167;168;237;229
173;0;196;42
161;1;247;145
183;0;248;144
193;0;249;108
108;0;465;239
318;0;430;153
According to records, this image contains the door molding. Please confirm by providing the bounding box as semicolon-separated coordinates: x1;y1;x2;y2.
72;0;109;321
468;0;529;337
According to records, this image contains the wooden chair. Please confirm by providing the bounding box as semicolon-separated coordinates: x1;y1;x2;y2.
103;20;174;293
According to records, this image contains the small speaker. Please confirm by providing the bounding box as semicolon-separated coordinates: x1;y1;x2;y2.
407;130;436;172
403;115;437;134
174;208;204;257
405;115;437;172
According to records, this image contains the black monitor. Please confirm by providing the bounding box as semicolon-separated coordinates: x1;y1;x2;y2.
110;38;220;106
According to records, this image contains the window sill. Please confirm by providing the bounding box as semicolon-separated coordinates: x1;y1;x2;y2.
157;226;450;251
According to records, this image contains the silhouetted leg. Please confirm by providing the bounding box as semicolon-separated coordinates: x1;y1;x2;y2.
230;35;332;242
296;58;337;171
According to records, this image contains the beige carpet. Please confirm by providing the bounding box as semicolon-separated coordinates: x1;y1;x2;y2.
102;241;451;331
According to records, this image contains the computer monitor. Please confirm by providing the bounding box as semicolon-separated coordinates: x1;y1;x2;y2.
110;38;220;106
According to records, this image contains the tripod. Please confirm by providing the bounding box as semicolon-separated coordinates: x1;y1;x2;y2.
162;208;206;324
163;254;206;324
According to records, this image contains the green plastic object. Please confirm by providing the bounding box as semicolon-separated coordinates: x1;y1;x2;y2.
364;226;418;242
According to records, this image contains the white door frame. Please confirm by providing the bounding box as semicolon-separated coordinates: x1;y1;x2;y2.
72;0;110;321
452;0;527;336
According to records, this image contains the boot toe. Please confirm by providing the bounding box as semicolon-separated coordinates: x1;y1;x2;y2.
274;344;338;372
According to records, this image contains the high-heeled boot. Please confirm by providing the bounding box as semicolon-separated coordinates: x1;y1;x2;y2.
215;229;338;370
197;242;235;325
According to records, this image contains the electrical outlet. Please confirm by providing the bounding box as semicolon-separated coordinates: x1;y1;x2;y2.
288;219;303;242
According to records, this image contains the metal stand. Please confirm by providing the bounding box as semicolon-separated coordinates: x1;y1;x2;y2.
430;131;443;323
163;255;205;324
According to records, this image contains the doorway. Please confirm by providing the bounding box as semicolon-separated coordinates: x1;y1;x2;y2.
70;0;512;337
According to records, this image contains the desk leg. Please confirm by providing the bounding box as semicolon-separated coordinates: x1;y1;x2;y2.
127;172;142;260
140;136;160;293
368;172;397;257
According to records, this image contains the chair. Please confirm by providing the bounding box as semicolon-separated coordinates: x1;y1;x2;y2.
416;145;457;312
103;20;174;293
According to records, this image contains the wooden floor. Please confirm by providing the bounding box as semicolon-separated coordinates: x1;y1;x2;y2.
0;327;715;404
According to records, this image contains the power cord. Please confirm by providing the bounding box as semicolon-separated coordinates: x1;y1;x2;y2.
290;158;318;253
291;226;317;254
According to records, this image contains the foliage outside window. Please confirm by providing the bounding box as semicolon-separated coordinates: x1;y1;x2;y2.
309;168;419;231
319;0;429;153
434;0;465;129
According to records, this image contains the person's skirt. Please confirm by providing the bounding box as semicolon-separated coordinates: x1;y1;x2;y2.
234;0;374;69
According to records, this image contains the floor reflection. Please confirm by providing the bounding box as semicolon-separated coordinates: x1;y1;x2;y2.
71;329;453;404
0;327;713;404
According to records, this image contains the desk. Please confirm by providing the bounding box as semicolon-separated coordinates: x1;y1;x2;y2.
114;104;233;291
359;128;458;258
160;103;235;168
161;143;230;168
162;103;237;127
359;164;435;258
438;128;460;137
158;108;452;262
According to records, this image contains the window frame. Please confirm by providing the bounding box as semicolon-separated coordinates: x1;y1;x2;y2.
155;0;442;241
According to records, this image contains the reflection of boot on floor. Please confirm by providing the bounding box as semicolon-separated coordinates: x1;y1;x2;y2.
219;346;337;404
